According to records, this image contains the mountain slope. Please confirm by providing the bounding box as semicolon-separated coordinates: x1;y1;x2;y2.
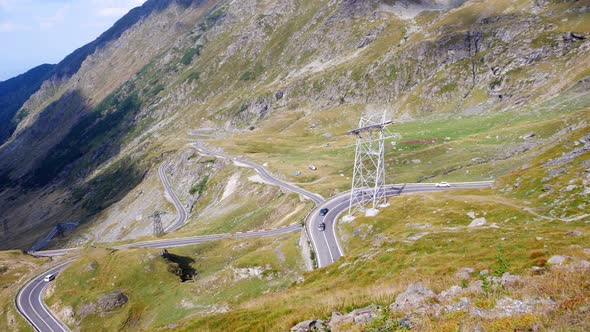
0;0;219;249
0;64;55;145
0;0;588;251
0;0;589;330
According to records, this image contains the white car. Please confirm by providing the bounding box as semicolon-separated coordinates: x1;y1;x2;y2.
43;274;56;282
435;182;451;187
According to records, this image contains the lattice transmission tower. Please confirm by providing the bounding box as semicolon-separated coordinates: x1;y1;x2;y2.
150;211;165;237
344;112;397;220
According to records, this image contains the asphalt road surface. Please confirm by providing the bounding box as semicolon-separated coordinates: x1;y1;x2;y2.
16;259;75;332
159;160;189;233
191;144;324;205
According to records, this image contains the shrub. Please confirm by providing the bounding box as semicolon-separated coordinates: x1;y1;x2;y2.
189;175;209;196
489;77;502;90
186;71;200;83
492;246;510;277
180;45;204;65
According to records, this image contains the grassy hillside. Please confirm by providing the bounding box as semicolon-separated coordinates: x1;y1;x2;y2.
2;0;589;248
46;233;307;331
165;189;588;331
45;87;590;330
1;0;590;330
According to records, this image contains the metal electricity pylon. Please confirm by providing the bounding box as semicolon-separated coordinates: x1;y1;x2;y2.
344;112;397;220
149;211;165;237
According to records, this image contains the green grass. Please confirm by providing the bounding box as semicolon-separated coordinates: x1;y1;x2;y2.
47;233;306;331
8;0;590;330
169;187;589;331
189;175;209;196
209;83;590;198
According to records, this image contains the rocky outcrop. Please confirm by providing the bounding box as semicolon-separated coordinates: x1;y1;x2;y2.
468;217;487;227
295;305;383;331
77;291;129;320
97;291;128;311
291;267;579;331
391;284;437;313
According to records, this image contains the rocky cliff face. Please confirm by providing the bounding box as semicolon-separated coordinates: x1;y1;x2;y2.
0;0;588;249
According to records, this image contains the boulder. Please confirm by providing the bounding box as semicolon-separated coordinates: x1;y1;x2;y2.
485;297;556;319
407;232;429;241
406;223;432;229
78;303;97;319
468;217;487;227
547;255;566;265
84;260;98;272
391;284;436;312
290;320;314;332
349;305;379;324
329;311;353;326
500;272;522;287
443;297;471;313
454;267;474;280
57;305;75;325
439;285;465;301
97;291;128;311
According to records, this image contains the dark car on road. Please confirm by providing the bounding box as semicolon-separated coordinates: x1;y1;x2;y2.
318;222;326;231
319;208;329;216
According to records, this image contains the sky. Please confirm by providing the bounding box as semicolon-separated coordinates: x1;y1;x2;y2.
0;0;145;81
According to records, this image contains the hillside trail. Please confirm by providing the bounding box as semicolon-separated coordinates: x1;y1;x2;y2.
442;193;589;222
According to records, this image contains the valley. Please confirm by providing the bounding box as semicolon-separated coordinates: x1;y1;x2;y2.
0;0;589;331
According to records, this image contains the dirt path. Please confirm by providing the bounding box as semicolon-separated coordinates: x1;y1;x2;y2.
442;193;589;222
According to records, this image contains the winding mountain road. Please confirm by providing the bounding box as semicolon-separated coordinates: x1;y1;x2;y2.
158;159;189;233
16;143;493;331
191;144;324;205
15;260;75;332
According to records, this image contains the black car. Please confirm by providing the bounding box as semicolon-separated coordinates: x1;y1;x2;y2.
319;208;329;216
318;222;326;231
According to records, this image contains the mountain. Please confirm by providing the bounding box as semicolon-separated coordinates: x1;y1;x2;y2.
0;0;217;248
0;64;55;145
0;0;587;249
0;0;589;330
